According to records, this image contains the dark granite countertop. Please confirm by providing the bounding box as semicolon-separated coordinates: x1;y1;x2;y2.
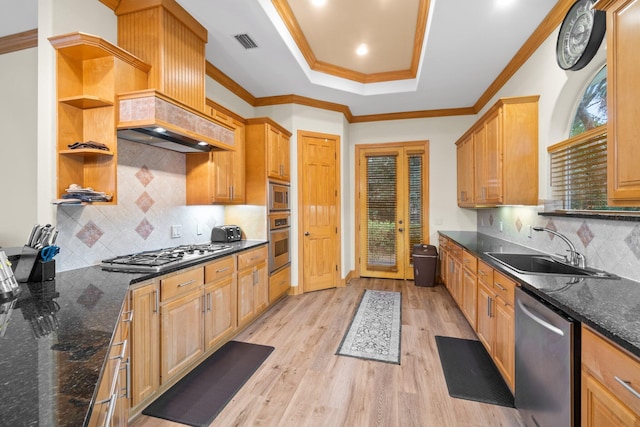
439;231;640;358
0;240;266;426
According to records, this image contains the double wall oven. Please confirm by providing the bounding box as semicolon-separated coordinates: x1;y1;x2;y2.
268;182;290;273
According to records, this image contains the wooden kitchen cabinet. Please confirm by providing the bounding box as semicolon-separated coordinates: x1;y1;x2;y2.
130;281;159;409
237;246;269;328
269;264;291;303
582;325;640;426
594;0;640;206
438;235;449;284
456;133;475;207
203;256;237;350
455;95;539;207
476;265;494;352
90;296;132;427
446;242;463;306
475;262;515;390
159;268;205;384
245;118;292;187
186;102;246;205
49;32;149;205
461;251;478;329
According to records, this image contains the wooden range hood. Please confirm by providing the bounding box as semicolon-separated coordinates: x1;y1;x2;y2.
111;0;235;151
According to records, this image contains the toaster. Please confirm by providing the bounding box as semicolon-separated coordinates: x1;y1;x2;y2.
211;225;242;243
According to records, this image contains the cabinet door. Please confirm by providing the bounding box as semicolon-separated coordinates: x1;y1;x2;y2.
448;256;462;305
473;124;488;203
456;134;475;207
605;0;640;205
494;297;514;390
476;280;494;353
160;291;204;383
267;125;283;180
483;110;503;204
269;264;291;302
204;276;237;350
130;283;160;407
461;268;477;330
582;372;640;426
279;133;290;182
253;261;269;314
237;267;255;328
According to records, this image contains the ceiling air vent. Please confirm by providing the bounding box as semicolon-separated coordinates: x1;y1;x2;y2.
234;33;258;49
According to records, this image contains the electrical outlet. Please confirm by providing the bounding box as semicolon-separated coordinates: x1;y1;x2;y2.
171;225;182;238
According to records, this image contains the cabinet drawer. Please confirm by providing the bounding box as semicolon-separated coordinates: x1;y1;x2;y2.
582;326;640;416
160;267;204;302
477;260;493;285
237;246;268;270
462;251;477;274
205;256;235;283
438;236;449;251
269;265;290;302
493;271;516;305
449;243;463;260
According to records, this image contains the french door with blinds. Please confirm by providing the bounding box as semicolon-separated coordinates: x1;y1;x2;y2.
356;142;429;280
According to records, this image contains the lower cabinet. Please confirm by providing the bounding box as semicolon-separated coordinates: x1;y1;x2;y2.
128;245;272;418
237;246;269;329
461;251;478;329
130;281;159;409
582;326;640;426
269;265;291;303
90;296;132;427
160;289;205;383
476;269;516;390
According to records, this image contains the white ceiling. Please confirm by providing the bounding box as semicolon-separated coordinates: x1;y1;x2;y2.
3;0;560;116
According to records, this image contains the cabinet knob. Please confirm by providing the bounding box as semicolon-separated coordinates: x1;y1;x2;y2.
304;231;310;236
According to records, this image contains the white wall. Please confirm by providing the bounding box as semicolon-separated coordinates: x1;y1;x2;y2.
0;48;38;246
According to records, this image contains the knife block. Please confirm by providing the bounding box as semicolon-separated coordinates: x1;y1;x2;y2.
29;260;55;282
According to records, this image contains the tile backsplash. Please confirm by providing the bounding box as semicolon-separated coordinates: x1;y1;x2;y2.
477;206;640;283
55;139;225;271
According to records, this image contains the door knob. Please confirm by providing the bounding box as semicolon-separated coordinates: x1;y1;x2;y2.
398;228;404;232
304;231;310;236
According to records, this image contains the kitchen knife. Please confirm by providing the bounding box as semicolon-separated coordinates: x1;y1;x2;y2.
26;225;38;247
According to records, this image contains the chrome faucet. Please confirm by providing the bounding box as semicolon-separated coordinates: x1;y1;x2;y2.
532;227;586;268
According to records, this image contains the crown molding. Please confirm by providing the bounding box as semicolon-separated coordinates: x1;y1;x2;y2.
0;29;38;55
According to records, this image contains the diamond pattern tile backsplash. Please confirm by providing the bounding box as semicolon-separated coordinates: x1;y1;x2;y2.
55;139;225;271
477;206;640;282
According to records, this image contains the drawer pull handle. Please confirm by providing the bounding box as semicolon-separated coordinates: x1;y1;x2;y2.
216;267;231;273
479;271;486;276
615;376;640;400
178;279;196;288
495;283;506;291
122;309;134;323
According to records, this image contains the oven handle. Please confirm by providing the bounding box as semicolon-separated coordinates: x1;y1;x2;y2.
517;298;564;336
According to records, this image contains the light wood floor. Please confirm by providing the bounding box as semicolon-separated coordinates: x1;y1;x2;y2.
130;278;525;427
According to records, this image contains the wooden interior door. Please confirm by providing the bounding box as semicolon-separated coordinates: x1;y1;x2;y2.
299;131;340;292
357;142;428;279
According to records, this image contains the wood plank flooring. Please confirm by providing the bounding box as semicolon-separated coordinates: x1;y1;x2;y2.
130;278;524;427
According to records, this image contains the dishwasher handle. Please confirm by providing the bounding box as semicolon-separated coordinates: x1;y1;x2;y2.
517;298;565;337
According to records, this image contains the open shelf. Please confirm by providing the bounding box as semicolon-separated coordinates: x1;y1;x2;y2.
59;96;113;109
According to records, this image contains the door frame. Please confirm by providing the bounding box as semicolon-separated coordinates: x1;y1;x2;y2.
296;130;342;293
355;140;430;279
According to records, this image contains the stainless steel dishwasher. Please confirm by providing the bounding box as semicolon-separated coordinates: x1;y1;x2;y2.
515;287;579;427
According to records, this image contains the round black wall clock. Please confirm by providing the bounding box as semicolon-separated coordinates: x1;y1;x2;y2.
556;0;606;71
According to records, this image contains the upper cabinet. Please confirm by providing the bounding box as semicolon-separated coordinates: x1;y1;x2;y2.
49;32;150;204
245;118;292;192
455;96;539;208
595;0;640;206
186;102;245;205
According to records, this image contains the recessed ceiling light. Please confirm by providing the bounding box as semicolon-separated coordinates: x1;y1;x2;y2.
197;141;209;146
311;0;327;6
356;43;369;56
495;0;515;8
154;127;166;133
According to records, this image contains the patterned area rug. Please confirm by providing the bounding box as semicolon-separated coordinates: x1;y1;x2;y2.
336;289;402;364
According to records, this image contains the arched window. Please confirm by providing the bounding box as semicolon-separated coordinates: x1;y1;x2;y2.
569;66;607;137
548;67;609;211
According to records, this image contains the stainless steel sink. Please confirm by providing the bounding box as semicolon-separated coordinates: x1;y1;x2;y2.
485;252;619;279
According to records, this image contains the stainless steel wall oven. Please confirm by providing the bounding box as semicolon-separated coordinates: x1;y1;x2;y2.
268;212;290;272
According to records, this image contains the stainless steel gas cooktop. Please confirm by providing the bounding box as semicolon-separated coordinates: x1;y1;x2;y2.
100;243;232;273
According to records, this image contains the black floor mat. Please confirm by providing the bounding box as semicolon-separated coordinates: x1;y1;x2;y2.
435;336;514;408
142;341;274;427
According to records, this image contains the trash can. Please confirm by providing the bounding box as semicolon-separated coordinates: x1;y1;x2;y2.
413;244;438;287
